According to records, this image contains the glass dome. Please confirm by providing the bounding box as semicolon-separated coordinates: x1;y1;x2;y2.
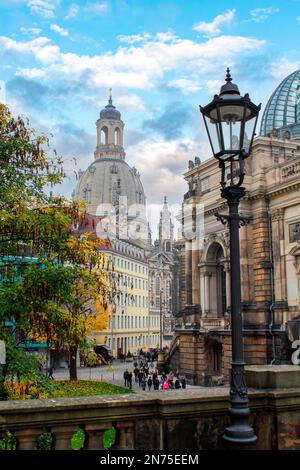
260;69;300;137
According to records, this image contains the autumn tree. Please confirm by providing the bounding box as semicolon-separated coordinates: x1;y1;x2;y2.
0;103;111;382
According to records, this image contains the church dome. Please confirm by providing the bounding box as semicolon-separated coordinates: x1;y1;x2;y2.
100;91;121;120
260;69;300;138
74;158;146;215
100;102;121;120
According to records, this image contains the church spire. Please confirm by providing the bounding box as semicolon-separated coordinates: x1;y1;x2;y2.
158;196;174;251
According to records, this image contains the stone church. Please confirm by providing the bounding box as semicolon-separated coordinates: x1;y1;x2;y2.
73;91;179;354
167;69;300;385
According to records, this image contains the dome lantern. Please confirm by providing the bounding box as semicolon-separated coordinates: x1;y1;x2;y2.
95;89;125;160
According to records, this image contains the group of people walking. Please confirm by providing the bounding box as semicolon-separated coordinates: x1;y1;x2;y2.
123;360;186;391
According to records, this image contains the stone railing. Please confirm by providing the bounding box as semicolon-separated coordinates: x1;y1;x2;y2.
282;160;300;180
200;318;225;329
1;367;300;450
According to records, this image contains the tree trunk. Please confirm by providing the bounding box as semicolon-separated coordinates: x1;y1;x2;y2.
69;347;78;380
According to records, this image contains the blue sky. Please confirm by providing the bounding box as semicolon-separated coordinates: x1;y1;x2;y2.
1;0;300;221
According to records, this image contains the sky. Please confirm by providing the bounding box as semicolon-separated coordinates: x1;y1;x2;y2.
1;0;300;236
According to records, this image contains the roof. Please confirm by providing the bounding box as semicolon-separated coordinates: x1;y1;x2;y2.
260;69;300;137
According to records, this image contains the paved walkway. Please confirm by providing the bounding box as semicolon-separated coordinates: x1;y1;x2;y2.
50;360;203;392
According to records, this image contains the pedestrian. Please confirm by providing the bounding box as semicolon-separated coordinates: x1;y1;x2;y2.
141;375;146;391
174;379;181;389
128;371;133;388
181;377;186;389
159;376;164;389
123;369;129;387
162;379;170;390
168;370;174;382
134;367;139;382
138;370;143;387
47;364;54;380
147;376;153;391
153;376;160;390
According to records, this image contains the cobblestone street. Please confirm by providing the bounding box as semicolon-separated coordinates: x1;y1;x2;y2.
50;360;202;391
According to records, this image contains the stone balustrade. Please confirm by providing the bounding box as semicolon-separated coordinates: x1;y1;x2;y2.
0;369;300;450
282;160;300;179
200;318;225;329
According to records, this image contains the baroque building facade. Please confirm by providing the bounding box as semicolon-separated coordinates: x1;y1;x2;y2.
167;71;300;384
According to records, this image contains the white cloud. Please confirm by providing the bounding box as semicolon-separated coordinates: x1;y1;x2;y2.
85;1;109;14
20;26;42;35
117;94;145;111
126;138;198;205
117;33;152;44
16;67;46;78
249;7;279;23
0;36;60;65
65;3;79;20
269;57;300;80
169;78;200;94
193;9;235;37
50;24;69;37
27;1;58;19
0;32;266;92
0;80;6;104
205;79;224;96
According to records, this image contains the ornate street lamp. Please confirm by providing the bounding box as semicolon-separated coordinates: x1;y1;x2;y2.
200;69;261;449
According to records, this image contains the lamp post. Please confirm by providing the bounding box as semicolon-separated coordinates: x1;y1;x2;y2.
200;69;261;449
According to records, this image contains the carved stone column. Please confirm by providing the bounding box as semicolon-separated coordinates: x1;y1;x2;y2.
51;425;79;450
204;272;211;315
199;271;205;317
117;421;135;450
15;428;43;450
292;251;300;309
271;208;287;305
85;422;112;450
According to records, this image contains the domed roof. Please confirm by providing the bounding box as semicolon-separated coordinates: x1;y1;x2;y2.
260;69;300;137
100;96;121;121
74;158;146;215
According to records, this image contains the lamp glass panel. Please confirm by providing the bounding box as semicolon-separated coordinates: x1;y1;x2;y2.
204;114;222;155
221;118;241;154
243;115;257;152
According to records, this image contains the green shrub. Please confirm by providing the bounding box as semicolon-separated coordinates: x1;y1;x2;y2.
103;426;116;450
71;428;85;450
36;431;53;450
0;431;17;450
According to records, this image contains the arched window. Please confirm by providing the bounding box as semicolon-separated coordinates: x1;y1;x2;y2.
114;127;121;145
101;126;108;145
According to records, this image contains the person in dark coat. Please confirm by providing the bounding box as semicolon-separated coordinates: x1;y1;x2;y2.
174;379;181;389
123;369;129;387
180;377;186;389
141;376;146;391
153;377;160;390
47;365;54;380
147;376;153;391
128;371;133;388
138;370;145;387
